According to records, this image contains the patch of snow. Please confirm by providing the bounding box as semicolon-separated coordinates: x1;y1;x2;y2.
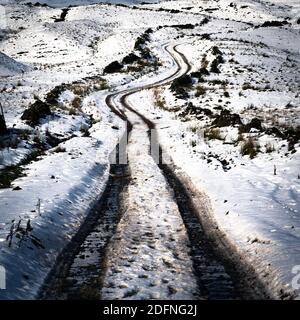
0;52;29;76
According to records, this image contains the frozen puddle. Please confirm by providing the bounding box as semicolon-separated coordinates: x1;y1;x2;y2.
101;108;198;300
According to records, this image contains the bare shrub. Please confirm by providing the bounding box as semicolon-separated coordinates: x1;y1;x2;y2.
204;127;222;140
72;96;81;110
241;137;260;158
153;88;167;110
53;145;66;153
195;85;206;97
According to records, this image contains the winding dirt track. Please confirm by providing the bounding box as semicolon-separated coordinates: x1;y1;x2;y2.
40;43;271;300
105;43;191;128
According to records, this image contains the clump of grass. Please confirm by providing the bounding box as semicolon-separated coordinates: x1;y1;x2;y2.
240;137;260;159
153;88;167;110
211;46;223;56
242;82;253;90
21;99;51;126
195;85;206;97
80;124;90;137
126;64;144;73
70;84;87;96
242;83;272;92
188;125;199;133
190;139;197;148
33;129;43;147
210;57;223;73
93;79;108;91
0;165;25;189
209;79;228;86
204;127;222;140
7;135;20;149
72;96;81;110
0;149;44;189
53;145;66;153
265;142;275;153
201;54;209;69
170;75;192;91
69;108;77;116
236;133;245;144
19;130;30;141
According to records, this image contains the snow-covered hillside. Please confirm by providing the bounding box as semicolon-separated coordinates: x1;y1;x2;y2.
0;52;29;76
0;0;299;300
7;0;158;7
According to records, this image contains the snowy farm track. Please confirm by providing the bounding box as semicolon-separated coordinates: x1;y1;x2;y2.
40;43;270;300
39;160;130;299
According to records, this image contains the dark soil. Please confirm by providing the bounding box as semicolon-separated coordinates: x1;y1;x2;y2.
212;109;243;127
21;99;51;126
260;20;289;27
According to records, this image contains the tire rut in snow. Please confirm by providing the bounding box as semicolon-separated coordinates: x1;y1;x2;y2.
39;159;130;299
100;114;199;300
104;42;241;299
41;42;256;300
117;39;273;298
160;163;240;299
123;98;241;299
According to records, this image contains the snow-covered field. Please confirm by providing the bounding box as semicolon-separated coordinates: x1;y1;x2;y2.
0;0;299;299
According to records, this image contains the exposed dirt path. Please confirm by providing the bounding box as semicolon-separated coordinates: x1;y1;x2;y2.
39;43;194;300
102;42;271;300
40;42;270;300
99;43;243;300
101;101;199;299
39;149;130;299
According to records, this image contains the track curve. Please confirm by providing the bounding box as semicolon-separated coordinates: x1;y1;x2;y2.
40;41;271;300
104;42;271;300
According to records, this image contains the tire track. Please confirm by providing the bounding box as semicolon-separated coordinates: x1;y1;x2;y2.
40;41;270;300
107;42;271;299
39;147;130;299
104;42;240;299
38;43;187;300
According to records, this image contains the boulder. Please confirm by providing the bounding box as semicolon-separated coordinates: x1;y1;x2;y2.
212;109;243;127
103;61;123;74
